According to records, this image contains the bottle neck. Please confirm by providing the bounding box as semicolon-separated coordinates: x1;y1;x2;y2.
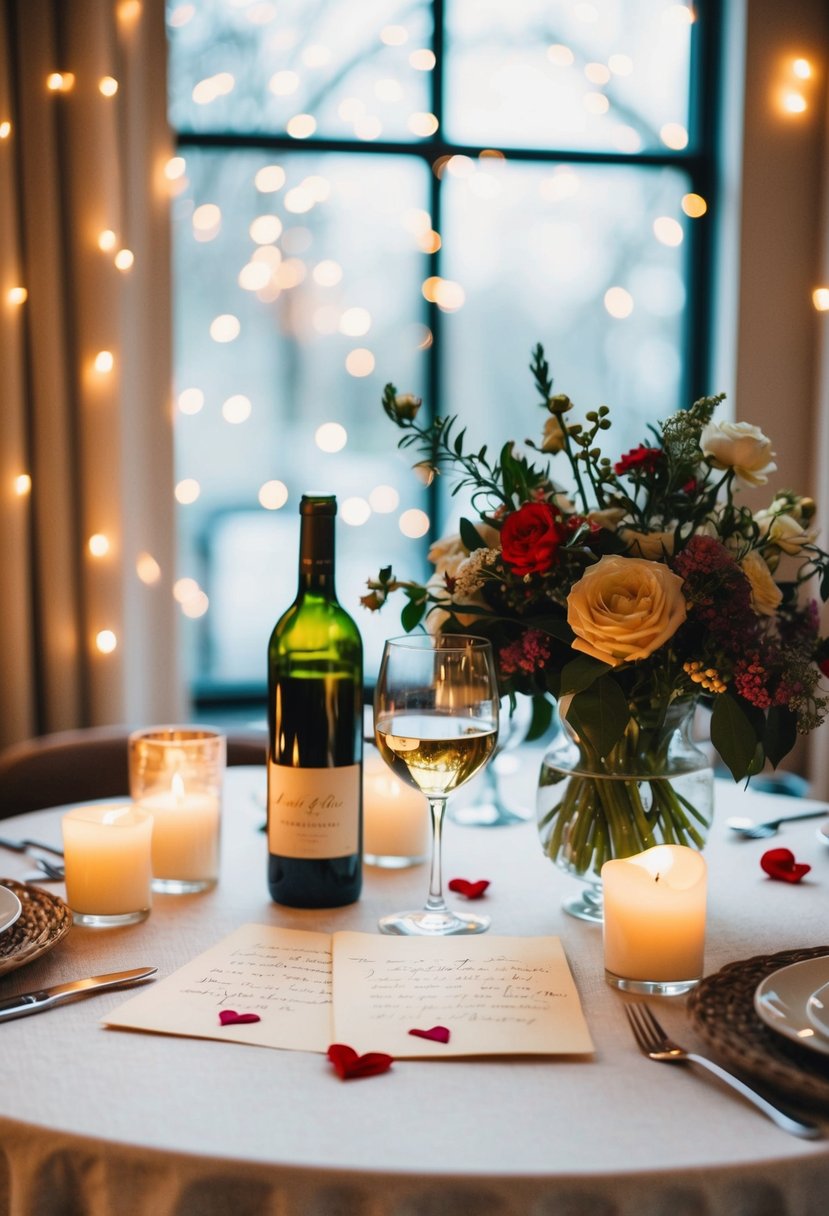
298;511;337;597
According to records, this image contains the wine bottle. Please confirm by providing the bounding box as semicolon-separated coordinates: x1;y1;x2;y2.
267;494;363;907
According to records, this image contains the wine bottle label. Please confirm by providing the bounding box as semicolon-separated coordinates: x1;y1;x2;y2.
267;763;360;859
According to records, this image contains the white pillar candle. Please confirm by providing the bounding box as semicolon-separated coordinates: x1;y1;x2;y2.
138;774;220;883
602;845;706;984
363;752;429;866
62;804;153;923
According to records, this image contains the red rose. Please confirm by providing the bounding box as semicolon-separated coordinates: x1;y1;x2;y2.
500;502;566;576
819;657;829;678
614;445;664;476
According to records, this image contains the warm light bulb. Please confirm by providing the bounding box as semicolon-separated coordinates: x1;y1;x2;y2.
165;156;186;181
286;114;316;139
117;0;142;25
136;551;161;584
793;58;812;80
209;314;240;343
258;480;288;510
95;630;118;654
88;533;110;557
399;508;430;539
0;121;11;139
781;91;807;114
315;422;347;453
177;388;204;415
114;248;134;271
604;287;634;318
7;287;27;305
94;351;114;373
813;288;829;312
99;76;119;97
98;229;117;251
46;72;75;92
14;474;32;496
681;193;708;218
174;478;201;505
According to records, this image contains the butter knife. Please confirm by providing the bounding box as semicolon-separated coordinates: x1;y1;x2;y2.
0;967;157;1022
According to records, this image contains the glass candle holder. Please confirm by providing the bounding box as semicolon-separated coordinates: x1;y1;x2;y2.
62;803;153;927
601;845;707;996
363;750;429;868
129;727;225;894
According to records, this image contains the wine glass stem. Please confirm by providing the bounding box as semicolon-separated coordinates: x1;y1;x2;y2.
425;796;448;913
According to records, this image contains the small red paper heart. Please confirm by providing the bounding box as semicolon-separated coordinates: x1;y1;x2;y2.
408;1025;451;1044
760;848;811;884
219;1010;262;1026
448;878;490;899
327;1043;393;1081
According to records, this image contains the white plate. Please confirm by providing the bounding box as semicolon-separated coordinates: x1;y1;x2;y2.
0;884;22;935
755;955;829;1057
807;981;829;1039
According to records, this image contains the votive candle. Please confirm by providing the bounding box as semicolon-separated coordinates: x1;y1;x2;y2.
62;803;153;926
363;752;429;867
602;844;707;995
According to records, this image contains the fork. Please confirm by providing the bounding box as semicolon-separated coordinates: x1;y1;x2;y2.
624;1003;823;1139
0;836;65;859
725;808;828;839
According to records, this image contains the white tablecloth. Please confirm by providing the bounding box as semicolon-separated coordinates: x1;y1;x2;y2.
0;766;828;1216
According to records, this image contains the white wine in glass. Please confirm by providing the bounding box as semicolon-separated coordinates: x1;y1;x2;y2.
374;634;500;935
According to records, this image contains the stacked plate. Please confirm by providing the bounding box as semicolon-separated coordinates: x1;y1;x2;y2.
755;956;829;1058
0;879;73;977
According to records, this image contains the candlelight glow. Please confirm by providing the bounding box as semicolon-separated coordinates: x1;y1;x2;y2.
88;533;110;557
95;630;118;654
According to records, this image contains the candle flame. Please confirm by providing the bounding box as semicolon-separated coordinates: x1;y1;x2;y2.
171;771;186;802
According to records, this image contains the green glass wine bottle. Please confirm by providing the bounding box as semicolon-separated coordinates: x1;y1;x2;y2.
266;494;363;907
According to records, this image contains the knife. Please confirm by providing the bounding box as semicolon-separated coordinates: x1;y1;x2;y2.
0;967;157;1023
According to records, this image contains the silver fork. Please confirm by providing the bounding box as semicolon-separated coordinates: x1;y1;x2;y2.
726;808;828;839
624;1003;823;1139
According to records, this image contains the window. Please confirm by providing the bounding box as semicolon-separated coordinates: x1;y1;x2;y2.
167;0;719;707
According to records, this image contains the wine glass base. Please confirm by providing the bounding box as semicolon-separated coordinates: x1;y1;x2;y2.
562;883;604;924
378;907;490;936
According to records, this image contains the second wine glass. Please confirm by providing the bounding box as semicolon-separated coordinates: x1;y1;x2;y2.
373;634;499;935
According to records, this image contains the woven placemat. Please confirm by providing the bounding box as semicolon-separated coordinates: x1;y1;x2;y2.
687;946;829;1110
0;880;72;977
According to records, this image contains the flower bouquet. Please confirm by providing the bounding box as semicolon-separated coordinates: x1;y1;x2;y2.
363;346;829;909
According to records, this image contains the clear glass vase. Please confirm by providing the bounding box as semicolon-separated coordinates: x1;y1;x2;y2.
536;700;714;922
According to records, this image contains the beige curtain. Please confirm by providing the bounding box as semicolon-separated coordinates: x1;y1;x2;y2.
0;0;182;750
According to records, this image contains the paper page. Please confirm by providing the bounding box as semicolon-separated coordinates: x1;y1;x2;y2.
103;924;333;1052
332;933;594;1058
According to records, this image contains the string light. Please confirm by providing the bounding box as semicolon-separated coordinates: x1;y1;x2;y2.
380;25;408;46
399;508;430;539
345;348;375;377
813;288;829;312
312;260;342;286
14;474;31;496
46;72;75;92
98;229;117;251
7;287;27;305
177;388;204;415
286;114;316;138
258;480;288;510
653;217;684;246
94;350;114;373
608;54;633;76
340;497;371;526
165;157;186;181
681;193;707;218
660;123;689;150
99;76;119;97
369;485;399;513
781;91;807;114
793;58;812;80
88;533;110;557
409;50;436;71
339;307;371;336
95;630;118;654
114;249;134;271
173;577;200;604
254;165;285;192
117;0;142;25
315;422;347;452
604;287;634;318
136;552;162;584
547;45;574;67
181;591;209;619
209;314;240;342
408;113;439;137
174;478;201;505
168;4;195;27
222;394;252;424
0;121;11;139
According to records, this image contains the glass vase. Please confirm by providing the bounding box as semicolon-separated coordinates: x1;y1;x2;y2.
536;700;713;922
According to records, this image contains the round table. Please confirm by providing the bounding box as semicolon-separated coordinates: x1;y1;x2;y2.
0;766;827;1216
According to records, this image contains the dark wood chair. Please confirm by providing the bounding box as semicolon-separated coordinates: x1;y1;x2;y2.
0;726;266;818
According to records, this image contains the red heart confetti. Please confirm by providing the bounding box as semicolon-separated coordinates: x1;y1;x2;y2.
327;1044;393;1081
448;878;490;899
408;1026;451;1044
760;848;811;884
218;1010;262;1026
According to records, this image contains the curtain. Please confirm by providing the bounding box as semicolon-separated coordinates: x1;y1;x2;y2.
0;0;182;751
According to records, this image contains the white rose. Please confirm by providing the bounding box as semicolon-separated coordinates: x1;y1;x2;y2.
700;420;777;487
754;510;813;556
740;550;782;616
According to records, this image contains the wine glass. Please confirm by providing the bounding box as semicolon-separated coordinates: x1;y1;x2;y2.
373;634;500;935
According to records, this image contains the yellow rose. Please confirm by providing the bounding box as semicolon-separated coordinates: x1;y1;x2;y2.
740;550;782;616
620;527;676;559
754;510;814;556
567;555;687;667
699;420;777;487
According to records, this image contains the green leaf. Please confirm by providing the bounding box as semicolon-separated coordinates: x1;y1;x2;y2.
459;517;487;552
764;705;798;768
566;677;630;759
710;693;762;781
524;695;553;743
559;655;612;697
400;598;426;632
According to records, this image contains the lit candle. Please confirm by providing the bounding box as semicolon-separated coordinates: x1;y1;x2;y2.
601;845;706;995
62;804;152;926
138;772;220;887
363;752;429;867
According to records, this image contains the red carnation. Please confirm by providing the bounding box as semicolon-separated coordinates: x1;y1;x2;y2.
614;445;664;476
500;502;567;576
